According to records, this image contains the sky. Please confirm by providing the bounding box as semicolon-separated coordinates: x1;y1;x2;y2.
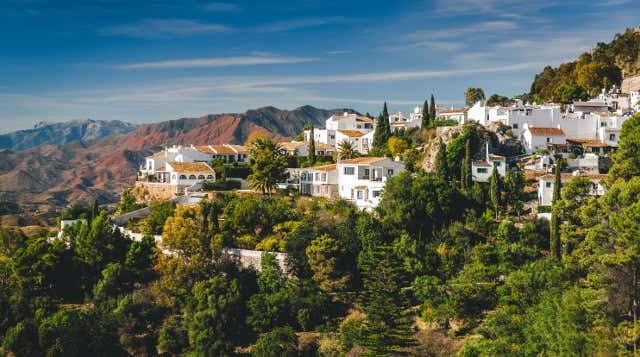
1;0;639;132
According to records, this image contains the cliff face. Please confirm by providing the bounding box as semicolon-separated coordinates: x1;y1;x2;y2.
0;106;355;221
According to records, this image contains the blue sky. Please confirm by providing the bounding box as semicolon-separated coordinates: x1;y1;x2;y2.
1;0;639;132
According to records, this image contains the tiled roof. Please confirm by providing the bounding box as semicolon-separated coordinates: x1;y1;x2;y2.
315;142;335;150
354;185;368;190
566;138;609;147
337;130;366;137
573;101;607;107
540;173;608;181
279;141;306;150
306;164;337;172
149;151;165;158
340;157;387;164
227;144;249;153
194;146;216;154
167;162;215;173
528;127;565;136
330;113;356;121
356;116;373;123
210;145;236;154
488;154;506;160
438;108;469;114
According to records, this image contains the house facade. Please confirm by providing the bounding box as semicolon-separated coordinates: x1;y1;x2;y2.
521;126;567;153
336;157;405;212
298;164;339;199
538;172;607;206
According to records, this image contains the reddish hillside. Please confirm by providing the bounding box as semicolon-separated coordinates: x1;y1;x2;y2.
0;105;355;220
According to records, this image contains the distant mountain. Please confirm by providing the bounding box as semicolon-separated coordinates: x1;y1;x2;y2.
0;105;356;222
529;27;640;102
0;118;139;151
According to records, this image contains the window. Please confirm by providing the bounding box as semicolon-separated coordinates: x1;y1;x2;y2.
546;182;552;188
321;173;327;181
315;173;320;181
344;167;355;175
601;122;606;127
301;172;307;181
172;174;177;180
372;190;381;198
512;123;518;129
197;175;205;179
188;175;196;179
609;134;616;141
325;186;329;194
387;169;394;176
363;168;370;179
493;161;501;167
315;186;320;194
207;175;214;179
357;190;363;199
179;175;187;179
546;137;551;143
592;183;599;190
477;168;488;173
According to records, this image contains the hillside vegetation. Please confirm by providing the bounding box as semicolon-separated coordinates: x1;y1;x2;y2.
529;27;640;102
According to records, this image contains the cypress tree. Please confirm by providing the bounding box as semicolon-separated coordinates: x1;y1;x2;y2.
372;102;391;150
308;123;316;165
461;139;472;191
489;165;501;218
421;99;430;129
550;160;562;261
429;94;436;122
435;139;449;181
382;101;391;141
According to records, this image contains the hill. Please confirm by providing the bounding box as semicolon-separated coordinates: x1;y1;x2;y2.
0;118;138;151
529;26;640;102
0;105;355;224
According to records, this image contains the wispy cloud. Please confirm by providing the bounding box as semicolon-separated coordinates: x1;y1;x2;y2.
258;17;349;32
408;20;518;40
597;0;632;6
101;19;227;38
327;50;351;55
201;2;241;12
116;55;317;69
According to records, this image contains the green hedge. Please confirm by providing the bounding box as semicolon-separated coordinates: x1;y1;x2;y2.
202;180;242;191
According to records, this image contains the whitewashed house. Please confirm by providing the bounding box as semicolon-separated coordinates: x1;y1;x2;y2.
193;144;249;163
538;172;607;206
335;130;375;154
140;144;247;179
304;112;374;147
621;75;640;112
437;107;469;125
298;164;339;198
570;101;610;114
521;126;567;154
279;141;336;156
337;157;404;211
390;106;423;131
472;155;507;182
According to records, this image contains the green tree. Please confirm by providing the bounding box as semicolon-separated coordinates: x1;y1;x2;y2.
248;138;288;196
503;170;525;219
435;139;449;181
421;98;430;129
337;140;358;161
461;139;472;191
429;94;436;121
308;123;316;165
186;276;246;356
252;326;299;357
306;234;351;294
465;87;486;106
140;200;175;236
550;161;562;261
158;315;189;355
372;102;391;150
486;94;512;107
114;188;141;215
489;165;502;218
387;136;408;158
557;83;589;103
609;113;640;182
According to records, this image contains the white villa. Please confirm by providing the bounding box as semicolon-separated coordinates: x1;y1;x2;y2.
279;141;336;156
337;157;404;212
304;112;375;151
390;106;423;132
437;107;469;125
472;154;507;182
298;164;339;199
538;172;607;206
521;126;567;154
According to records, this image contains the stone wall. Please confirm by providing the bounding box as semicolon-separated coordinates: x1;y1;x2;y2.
132;182;181;202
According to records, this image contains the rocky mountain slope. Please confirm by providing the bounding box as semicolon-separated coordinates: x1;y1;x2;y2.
0;105;354;223
0;118;138;151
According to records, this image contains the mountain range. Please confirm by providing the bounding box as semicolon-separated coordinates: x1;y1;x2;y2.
0;105;354;225
0;118;138;151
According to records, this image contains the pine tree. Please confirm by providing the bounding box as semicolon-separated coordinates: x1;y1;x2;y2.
372;102;391;151
421;99;430;129
550;160;562;261
308;123;316;165
461;139;472;191
489;165;502;218
435;139;449;181
429;94;436;122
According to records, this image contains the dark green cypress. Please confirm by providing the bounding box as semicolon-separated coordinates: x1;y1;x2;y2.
550;160;562;261
308;123;316;165
461;139;472;190
421;99;430;129
429;94;436;121
435;139;449;181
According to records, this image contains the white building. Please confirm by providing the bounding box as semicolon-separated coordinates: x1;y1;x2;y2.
390;106;423;131
298;164;339;198
336;157;405;212
279;141;336;156
537;172;607;206
521;126;567;154
140;144;248;178
472;154;507;182
570;101;610;114
437;107;469;125
335;130;375;154
622;75;640;112
305;112;375;147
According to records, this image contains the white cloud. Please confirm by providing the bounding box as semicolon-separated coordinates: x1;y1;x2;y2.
258;17;349;32
327;50;351;55
408;21;518;40
101;19;227;38
116;56;317;69
201;2;241;12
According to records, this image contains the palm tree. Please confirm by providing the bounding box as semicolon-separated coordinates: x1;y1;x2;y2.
338;140;358;160
247;138;288;195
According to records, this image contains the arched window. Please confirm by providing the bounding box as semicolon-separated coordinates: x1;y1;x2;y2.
206;175;214;179
189;175;196;180
172;174;177;180
179;175;187;179
197;175;205;179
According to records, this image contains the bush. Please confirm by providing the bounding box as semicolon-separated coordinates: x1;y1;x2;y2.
201;180;242;191
537;205;551;213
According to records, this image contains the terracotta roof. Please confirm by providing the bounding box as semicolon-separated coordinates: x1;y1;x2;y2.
340;157;387;164
573;101;607;107
488;155;505;160
390;121;407;126
540;173;608;181
306;164;337;172
356;116;373;123
315;142;335;150
438;108;469;114
227;144;249;153
194;146;215;154
330;114;356;121
354;185;368;190
472;161;491;166
337;130;366;137
528;127;565;136
279;141;306;150
156;166;166;171
566;138;609;147
148;151;165;158
210;145;236;155
167;162;215;173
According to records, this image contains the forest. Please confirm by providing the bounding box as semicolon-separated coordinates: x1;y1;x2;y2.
0;113;640;356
